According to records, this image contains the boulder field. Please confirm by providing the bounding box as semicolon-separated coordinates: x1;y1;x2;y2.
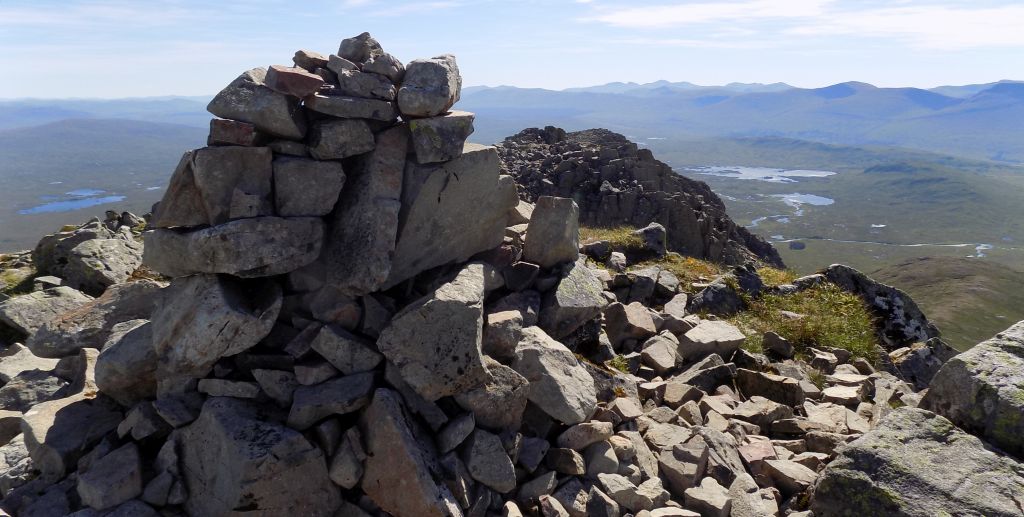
1;32;1023;517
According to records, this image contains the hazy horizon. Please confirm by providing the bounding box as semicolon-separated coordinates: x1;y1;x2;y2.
2;78;1022;102
3;0;1024;98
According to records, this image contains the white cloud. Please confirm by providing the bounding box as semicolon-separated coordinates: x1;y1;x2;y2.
584;0;834;28
787;4;1024;50
367;1;460;16
581;1;1024;50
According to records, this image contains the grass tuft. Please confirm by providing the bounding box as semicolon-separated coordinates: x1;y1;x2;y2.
579;226;647;254
731;283;879;362
640;254;724;292
758;267;799;288
607;355;630;374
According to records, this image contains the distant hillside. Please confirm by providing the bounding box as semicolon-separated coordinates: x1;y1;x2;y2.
460;81;1024;162
0;97;210;129
872;257;1024;351
0;118;206;250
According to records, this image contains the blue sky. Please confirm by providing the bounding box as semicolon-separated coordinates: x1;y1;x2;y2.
2;0;1022;98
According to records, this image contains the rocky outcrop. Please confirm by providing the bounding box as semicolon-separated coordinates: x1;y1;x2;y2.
496;127;783;267
32;217;144;297
822;264;940;349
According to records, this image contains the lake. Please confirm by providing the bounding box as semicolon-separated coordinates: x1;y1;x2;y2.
689;165;837;183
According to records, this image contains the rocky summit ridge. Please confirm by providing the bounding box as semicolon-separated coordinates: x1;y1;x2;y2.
1;33;1023;517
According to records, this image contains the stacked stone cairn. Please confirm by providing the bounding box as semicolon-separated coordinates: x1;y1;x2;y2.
3;32;1024;517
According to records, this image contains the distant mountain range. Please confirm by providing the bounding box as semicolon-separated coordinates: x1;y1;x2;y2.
459;80;1024;162
3;79;1022;162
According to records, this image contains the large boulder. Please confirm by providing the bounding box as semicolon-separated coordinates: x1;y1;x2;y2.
144;217;324;278
921;321;1024;459
538;259;606;339
890;337;958;390
359;389;461;517
151;146;273;228
207;67;307;140
20;393;122;481
33;219;117;278
60;238;143;296
812;407;1024;517
377;263;488;401
454;360;530;432
27;279;163;358
522;196;580;269
180;397;340;516
511;326;597;424
76;443;142;510
384;143;517;288
151;275;281;389
321;125;407;296
0;286;92;339
823;264;939;349
95;321;156;406
408;110;475;164
397;54;462;118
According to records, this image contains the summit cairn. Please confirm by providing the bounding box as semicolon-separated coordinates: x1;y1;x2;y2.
3;31;1024;517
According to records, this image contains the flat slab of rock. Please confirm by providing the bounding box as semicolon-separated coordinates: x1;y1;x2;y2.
305;93;398;121
309;324;382;375
360;389;460;517
208;118;265;147
180;397;340;516
264;64;324;98
812;407;1024;517
144;217;324;278
384;143;517;288
0;369;66;412
151;275;281;388
408;110;475;164
322;125;407;296
27;279;163;359
378;264;488;401
397;54;462;117
522;196;580;269
0;343;59;385
921;320;1024;459
511;326;597;424
207;67;306;140
679;321;745;362
736;368;805;407
287;372;375;430
273;156;345;217
0;286;92;338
